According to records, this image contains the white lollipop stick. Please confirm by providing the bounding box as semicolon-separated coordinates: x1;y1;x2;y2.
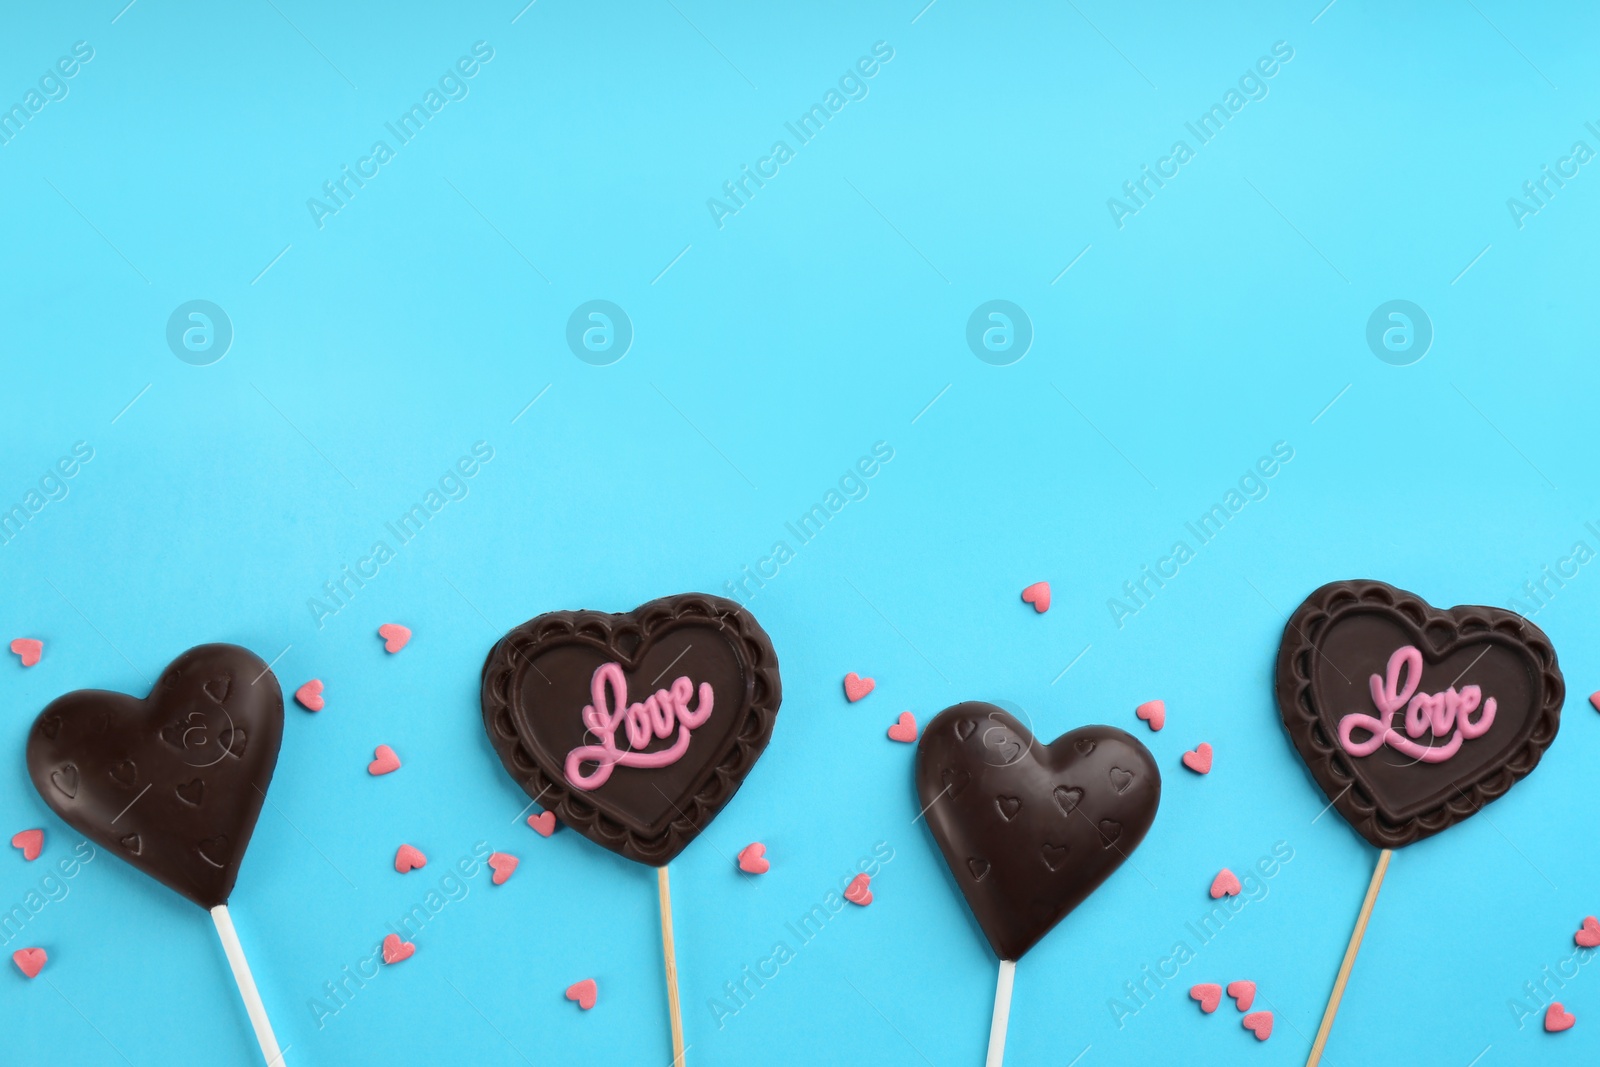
985;958;1015;1066
211;904;287;1066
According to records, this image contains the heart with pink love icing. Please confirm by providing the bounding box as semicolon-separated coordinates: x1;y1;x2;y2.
480;594;781;867
1276;580;1563;850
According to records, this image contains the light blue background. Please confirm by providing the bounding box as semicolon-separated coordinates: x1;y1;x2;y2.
2;1;1598;1064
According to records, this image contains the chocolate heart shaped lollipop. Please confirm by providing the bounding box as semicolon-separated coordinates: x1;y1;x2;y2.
480;593;781;866
1276;579;1563;849
916;703;1161;960
25;644;285;908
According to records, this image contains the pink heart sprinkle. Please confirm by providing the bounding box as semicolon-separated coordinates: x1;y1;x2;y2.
11;829;43;862
738;842;770;875
844;873;873;906
378;624;411;654
527;812;557;837
1134;699;1165;731
9;639;41;667
295;679;325;712
566;978;597;1010
887;712;918;743
12;947;46;979
1591;691;1600;713
1577;917;1600;948
1210;869;1241;899
489;852;518;885
1227;979;1256;1012
1189;983;1222;1014
1547;1003;1577;1032
1182;743;1213;775
1021;581;1051;613
394;844;426;873
382;933;414;965
368;745;401;775
844;672;875;702
1243;1011;1273;1041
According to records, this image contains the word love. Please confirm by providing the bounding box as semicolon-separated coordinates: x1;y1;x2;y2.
564;662;714;790
1338;645;1496;763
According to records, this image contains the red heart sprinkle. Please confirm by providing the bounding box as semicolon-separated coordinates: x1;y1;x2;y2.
527;812;557;837
887;712;917;743
1189;983;1222;1013
368;745;401;775
1134;699;1165;731
1243;1011;1273;1040
1227;979;1256;1012
295;679;325;712
1182;743;1213;774
394;844;426;873
381;933;414;965
1021;582;1051;613
1577;917;1600;948
1547;1003;1576;1032
489;852;518;885
11;829;43;862
12;947;46;979
844;672;875;702
844;873;873;906
738;842;770;875
9;639;41;667
566;978;597;1010
1210;869;1241;898
378;624;411;654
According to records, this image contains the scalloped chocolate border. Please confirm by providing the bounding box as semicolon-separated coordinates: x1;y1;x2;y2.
480;593;781;867
1275;579;1563;850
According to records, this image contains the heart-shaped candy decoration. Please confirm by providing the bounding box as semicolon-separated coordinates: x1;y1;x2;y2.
1277;580;1563;849
11;638;42;667
844;873;872;905
489;851;518;884
887;712;917;743
394;844;426;873
11;829;43;861
294;679;325;712
382;933;414;964
844;672;874;702
1189;983;1222;1013
1134;700;1165;732
1547;1003;1576;1032
737;842;769;874
1181;743;1212;775
1020;582;1050;613
24;644;284;909
1227;979;1256;1011
12;947;46;978
481;594;781;867
1578;916;1600;949
378;624;411;653
1210;869;1241;898
916;703;1161;960
368;745;401;775
566;978;598;1010
1243;1011;1274;1040
527;811;556;837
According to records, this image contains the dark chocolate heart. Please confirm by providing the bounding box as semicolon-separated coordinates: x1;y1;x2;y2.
915;703;1161;960
1276;580;1563;849
25;644;285;909
480;593;781;866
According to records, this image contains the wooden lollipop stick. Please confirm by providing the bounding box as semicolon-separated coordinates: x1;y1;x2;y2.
211;904;287;1066
657;866;688;1066
985;958;1016;1067
1306;848;1392;1067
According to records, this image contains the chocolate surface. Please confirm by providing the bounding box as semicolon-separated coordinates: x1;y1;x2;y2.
915;703;1160;961
25;644;284;909
480;593;781;866
1276;579;1563;849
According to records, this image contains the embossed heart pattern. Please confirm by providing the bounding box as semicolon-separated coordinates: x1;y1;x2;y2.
915;703;1162;961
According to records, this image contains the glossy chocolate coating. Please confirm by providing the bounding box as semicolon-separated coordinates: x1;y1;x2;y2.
25;644;284;909
480;593;781;866
1276;579;1563;849
915;703;1161;961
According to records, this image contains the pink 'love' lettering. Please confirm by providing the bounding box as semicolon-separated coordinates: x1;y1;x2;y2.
1337;645;1496;763
564;662;714;790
